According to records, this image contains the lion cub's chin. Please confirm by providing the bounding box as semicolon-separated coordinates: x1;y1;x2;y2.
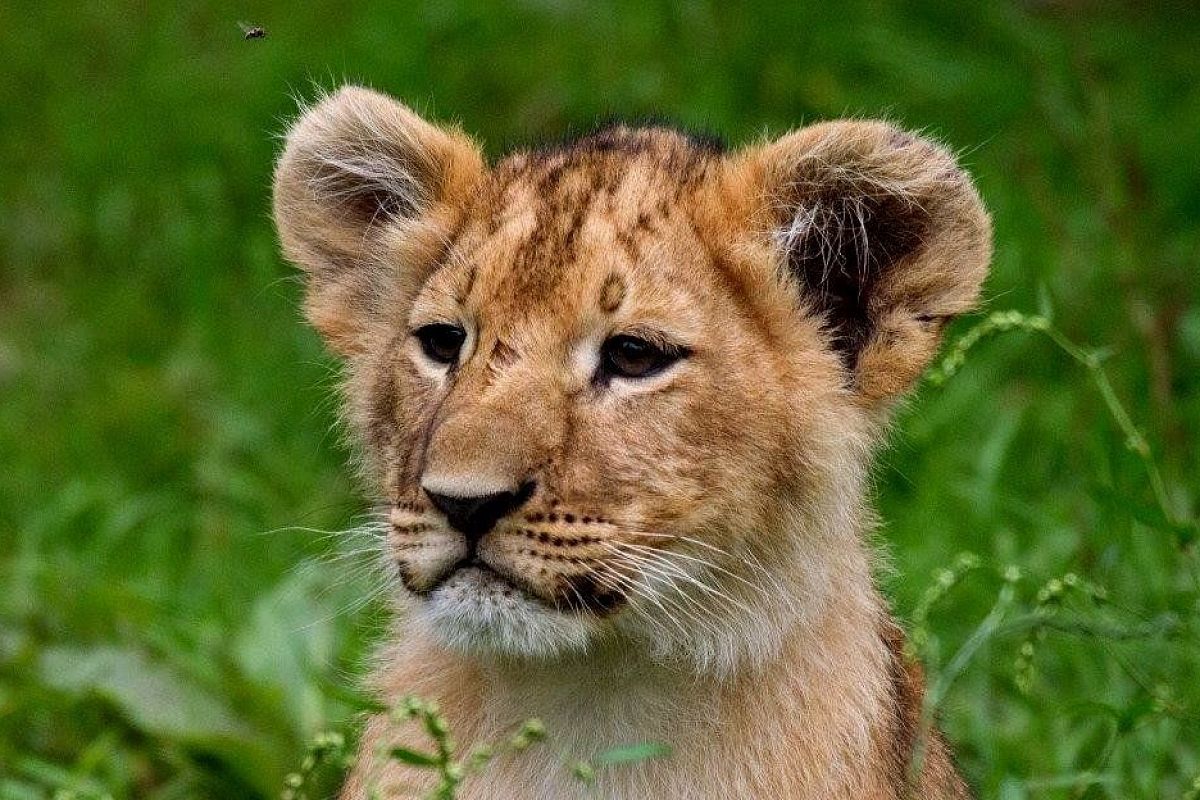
412;566;601;659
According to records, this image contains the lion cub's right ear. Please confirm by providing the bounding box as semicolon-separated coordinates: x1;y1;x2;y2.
273;86;484;356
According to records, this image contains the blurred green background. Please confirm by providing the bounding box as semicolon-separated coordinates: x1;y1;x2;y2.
1;2;1198;798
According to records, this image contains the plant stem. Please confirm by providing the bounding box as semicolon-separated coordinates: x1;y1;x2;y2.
929;310;1192;546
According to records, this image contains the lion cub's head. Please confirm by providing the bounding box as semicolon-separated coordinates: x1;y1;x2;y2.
274;87;990;671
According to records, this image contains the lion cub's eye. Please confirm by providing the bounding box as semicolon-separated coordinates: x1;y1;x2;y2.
414;323;466;366
600;335;685;380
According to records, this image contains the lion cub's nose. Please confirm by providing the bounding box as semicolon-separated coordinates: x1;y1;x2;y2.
423;481;535;544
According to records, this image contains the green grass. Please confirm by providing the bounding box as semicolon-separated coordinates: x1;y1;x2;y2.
1;2;1197;798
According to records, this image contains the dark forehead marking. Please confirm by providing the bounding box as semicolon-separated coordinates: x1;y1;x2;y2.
684;211;782;351
599;273;626;314
614;209;656;263
488;338;518;368
481;161;532;236
470;122;724;235
454;124;721;302
429;213;470;277
417;212;481;299
560;199;588;255
460;264;477;301
536;160;568;195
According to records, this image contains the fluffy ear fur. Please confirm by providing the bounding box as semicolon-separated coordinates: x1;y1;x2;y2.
743;121;992;405
273;86;484;355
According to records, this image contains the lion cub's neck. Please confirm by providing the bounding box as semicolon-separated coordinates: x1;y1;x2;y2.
362;533;912;799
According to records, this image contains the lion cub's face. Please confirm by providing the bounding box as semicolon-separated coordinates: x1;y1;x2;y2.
274;88;990;668
383;143;820;658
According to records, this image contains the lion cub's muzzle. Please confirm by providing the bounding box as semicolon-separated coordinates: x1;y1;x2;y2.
388;488;629;616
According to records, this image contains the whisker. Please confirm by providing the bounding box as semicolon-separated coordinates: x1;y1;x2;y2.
607;542;758;616
584;566;675;640
619;528;782;582
603;550;723;639
606;548;719;617
595;554;696;640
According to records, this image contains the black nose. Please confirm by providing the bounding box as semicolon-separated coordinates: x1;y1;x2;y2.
425;482;534;544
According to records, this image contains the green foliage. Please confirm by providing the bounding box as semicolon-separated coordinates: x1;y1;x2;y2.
371;697;547;800
276;696;659;799
1;2;1197;798
571;742;673;786
281;731;351;800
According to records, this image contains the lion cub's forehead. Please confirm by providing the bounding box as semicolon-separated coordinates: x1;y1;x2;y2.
432;126;725;326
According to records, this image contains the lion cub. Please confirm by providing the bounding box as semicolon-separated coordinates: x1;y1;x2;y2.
273;86;989;799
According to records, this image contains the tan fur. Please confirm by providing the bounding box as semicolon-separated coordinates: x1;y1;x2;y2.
272;85;991;799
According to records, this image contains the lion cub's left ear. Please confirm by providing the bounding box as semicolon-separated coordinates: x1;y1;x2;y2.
740;121;992;405
273;87;485;356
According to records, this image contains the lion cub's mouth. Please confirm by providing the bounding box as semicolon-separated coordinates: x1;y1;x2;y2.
432;562;524;598
429;556;626;617
389;502;632;617
420;559;527;601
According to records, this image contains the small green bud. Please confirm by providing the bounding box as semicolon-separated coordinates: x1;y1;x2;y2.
572;761;597;784
521;718;547;740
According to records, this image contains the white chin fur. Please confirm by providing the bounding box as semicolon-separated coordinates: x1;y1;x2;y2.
412;567;597;658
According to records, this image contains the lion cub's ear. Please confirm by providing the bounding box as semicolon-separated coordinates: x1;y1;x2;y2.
273;86;484;356
739;121;992;405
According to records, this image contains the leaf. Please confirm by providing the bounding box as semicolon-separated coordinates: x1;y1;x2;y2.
0;777;47;800
388;747;440;767
233;566;340;736
593;742;672;767
1116;693;1158;734
315;672;390;714
10;754;108;794
36;645;286;798
1088;483;1197;545
38;645;249;741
